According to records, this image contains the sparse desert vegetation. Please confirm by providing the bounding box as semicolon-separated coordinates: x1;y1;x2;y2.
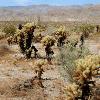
0;20;99;100
0;3;100;100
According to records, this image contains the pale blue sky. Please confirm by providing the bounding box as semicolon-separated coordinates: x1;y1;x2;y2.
0;0;100;6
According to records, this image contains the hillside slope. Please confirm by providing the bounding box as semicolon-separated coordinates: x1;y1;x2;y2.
0;4;100;23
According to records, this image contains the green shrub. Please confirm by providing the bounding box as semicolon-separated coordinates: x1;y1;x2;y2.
79;24;95;38
3;24;16;36
57;45;90;82
0;32;6;39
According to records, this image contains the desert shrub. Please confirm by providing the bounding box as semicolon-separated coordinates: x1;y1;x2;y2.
57;44;90;82
67;34;79;47
3;24;16;36
79;24;95;38
0;32;6;39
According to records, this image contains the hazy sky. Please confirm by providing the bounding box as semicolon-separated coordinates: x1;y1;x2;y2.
0;0;100;6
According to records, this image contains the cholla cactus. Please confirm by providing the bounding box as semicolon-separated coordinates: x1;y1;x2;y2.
72;55;100;99
41;35;55;63
53;26;69;47
74;55;100;84
24;22;36;30
16;22;36;57
65;83;81;100
23;23;36;49
41;35;55;47
36;24;46;32
34;32;43;43
54;26;68;47
34;60;46;88
7;36;13;45
96;25;100;32
65;55;100;100
7;30;19;45
18;31;25;53
34;60;46;77
8;22;37;58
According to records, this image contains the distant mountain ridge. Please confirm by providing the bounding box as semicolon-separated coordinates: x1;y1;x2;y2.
0;4;100;23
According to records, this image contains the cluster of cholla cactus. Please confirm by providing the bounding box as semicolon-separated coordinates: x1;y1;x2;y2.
16;22;37;59
41;35;55;63
53;25;69;47
65;55;100;100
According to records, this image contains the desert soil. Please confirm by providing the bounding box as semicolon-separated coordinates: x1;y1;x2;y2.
0;34;100;100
